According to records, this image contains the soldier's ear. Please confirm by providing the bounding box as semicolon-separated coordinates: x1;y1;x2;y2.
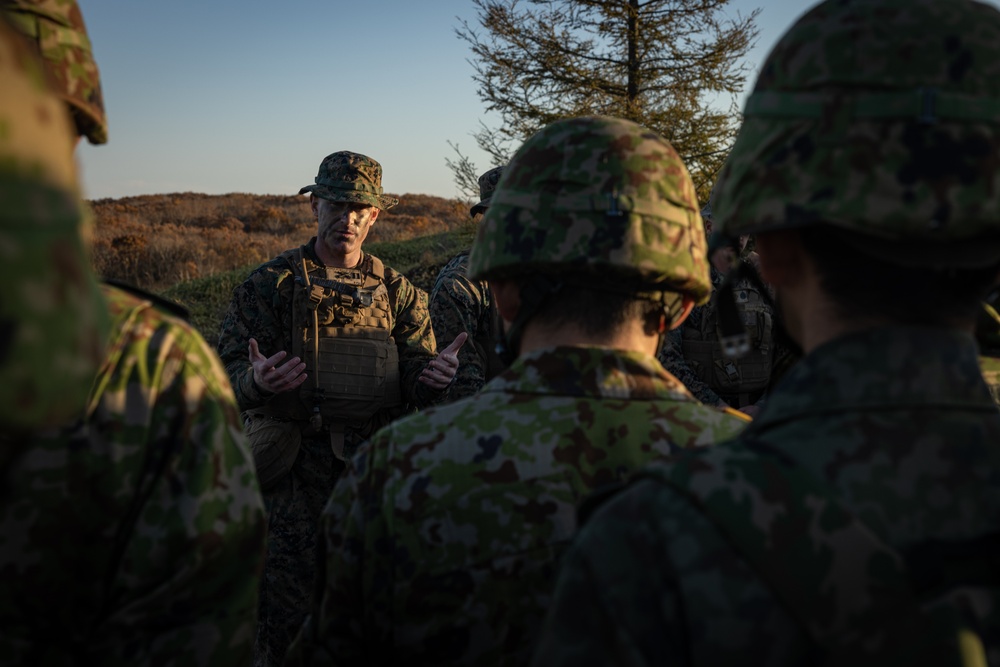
310;195;319;218
754;230;807;288
668;297;696;331
369;207;380;225
489;279;521;323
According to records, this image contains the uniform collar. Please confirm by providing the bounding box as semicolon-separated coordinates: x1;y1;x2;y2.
750;326;994;434
485;345;696;401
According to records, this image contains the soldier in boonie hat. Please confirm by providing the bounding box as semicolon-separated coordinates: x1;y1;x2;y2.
469;165;504;217
299;151;398;211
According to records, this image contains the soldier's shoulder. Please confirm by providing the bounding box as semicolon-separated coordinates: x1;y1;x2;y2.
437;251;471;279
102;279;189;321
100;283;235;396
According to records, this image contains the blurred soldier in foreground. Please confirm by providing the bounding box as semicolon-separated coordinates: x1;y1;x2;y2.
284;116;749;666
975;298;1000;403
659;197;797;417
217;151;463;667
429;165;507;401
534;1;1000;664
0;3;267;665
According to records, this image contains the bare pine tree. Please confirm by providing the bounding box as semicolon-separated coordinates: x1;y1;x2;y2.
451;0;759;202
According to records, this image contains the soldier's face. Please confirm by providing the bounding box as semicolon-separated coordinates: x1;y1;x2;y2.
313;197;379;261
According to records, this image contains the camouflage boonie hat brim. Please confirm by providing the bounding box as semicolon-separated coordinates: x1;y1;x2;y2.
714;0;1000;268
0;20;109;430
299;150;398;210
470;165;504;217
469;116;712;304
3;0;108;144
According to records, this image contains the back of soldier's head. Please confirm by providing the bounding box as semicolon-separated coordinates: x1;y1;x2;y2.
468;116;713;335
0;17;108;432
713;0;1000;322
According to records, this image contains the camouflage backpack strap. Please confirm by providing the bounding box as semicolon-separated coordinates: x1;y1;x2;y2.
635;443;990;667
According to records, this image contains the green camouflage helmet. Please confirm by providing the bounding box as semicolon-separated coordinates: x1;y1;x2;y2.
2;0;107;145
713;0;1000;269
299;151;399;210
0;18;109;431
468;116;712;305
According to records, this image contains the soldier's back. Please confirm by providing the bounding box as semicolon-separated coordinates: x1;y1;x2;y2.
312;345;747;666
535;327;1000;665
0;283;266;667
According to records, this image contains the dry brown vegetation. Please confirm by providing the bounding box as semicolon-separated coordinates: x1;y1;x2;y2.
89;191;470;292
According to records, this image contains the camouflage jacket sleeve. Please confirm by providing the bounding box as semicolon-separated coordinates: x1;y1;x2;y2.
385;265;443;408
0;285;267;666
428;253;491;399
659;326;725;406
217;261;294;412
283;437;388;665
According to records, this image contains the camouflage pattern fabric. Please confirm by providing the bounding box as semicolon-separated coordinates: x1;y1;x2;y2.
0;283;266;666
659;265;728;406
468;116;712;308
533;327;1000;665
2;0;107;144
659;262;797;409
283;346;748;666
428;251;503;401
0;17;108;435
712;0;1000;268
217;239;440;667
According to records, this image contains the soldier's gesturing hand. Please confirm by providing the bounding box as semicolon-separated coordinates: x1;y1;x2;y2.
249;338;308;394
419;332;468;390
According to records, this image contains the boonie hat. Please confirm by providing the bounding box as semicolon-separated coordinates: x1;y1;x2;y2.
299;151;398;210
470;165;504;217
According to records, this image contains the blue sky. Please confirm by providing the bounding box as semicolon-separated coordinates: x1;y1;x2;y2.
73;0;998;202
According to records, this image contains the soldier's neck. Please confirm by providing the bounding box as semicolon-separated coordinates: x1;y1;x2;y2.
315;240;362;269
518;319;659;357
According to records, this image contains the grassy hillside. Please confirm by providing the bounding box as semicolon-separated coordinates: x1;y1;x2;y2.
88;190;477;346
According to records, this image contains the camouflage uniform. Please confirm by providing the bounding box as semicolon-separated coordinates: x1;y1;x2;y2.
429;166;506;400
1;0;107;144
217;152;443;667
285;117;749;666
0;6;267;664
534;1;1000;665
0;13;107;436
658;199;795;410
0;283;267;665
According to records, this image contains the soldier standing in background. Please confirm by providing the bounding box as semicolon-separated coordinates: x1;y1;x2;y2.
283;116;749;666
659;198;797;417
0;2;267;665
534;1;1000;664
429;165;507;401
217;151;464;667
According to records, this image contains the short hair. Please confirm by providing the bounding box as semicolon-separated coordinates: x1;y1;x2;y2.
797;226;1000;326
514;270;665;338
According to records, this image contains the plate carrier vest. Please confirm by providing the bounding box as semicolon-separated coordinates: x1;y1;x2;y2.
681;268;775;407
255;247;403;432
